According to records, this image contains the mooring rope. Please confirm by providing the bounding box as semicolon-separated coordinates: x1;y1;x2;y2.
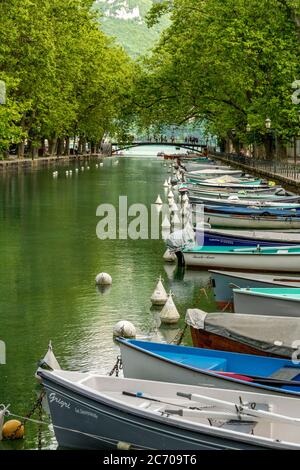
6;411;153;450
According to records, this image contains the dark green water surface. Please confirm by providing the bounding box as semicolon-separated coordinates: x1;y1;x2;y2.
0;147;215;449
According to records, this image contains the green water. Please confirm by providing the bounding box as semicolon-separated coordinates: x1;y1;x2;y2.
0;148;215;450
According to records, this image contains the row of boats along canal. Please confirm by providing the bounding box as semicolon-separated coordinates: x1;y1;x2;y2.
4;151;300;450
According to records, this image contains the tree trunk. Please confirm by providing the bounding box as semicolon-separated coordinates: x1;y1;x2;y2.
17;141;25;159
64;136;70;156
31;145;38;160
91;141;96;154
56;138;64;157
48;137;57;156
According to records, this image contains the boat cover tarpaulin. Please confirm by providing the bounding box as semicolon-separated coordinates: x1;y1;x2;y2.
186;309;300;358
166;227;196;251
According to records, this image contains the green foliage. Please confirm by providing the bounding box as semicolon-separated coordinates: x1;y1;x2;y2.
0;0;134;155
133;0;300;154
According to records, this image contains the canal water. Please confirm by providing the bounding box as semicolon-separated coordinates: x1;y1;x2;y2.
0;146;216;449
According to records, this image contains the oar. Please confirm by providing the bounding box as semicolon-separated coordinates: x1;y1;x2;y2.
122;391;199;410
164;408;252;422
213;371;300;388
177;392;300;426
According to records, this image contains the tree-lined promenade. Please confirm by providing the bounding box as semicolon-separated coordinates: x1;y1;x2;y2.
0;0;299;161
0;0;134;159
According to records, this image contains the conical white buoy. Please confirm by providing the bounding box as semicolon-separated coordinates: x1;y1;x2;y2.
150;276;168;306
163;180;169;188
87;166;90;170
75;168;79;173
172;212;182;228
161;216;171;229
160;292;180;324
65;170;69;176
95;164;99;168
95;272;112;286
155;195;163;205
113;321;136;338
100;162;104;167
163;249;176;262
81;166;84;171
168;190;174;199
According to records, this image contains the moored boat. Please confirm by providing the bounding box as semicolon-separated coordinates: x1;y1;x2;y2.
186;308;300;359
186;169;244;179
39;370;300;450
187;184;287;196
199;228;300;248
190;194;300;208
209;270;300;308
116;338;300;396
233;287;300;317
204;205;300;217
179;245;300;272
203;211;300;229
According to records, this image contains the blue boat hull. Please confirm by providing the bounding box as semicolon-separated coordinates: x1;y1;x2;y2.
117;338;300;397
201;232;300;247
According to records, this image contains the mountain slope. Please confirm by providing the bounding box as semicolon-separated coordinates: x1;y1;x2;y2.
94;0;169;57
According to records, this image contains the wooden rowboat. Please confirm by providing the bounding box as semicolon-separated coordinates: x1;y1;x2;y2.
186;308;300;359
116;338;300;397
203;211;300;229
233;287;300;317
209;270;300;309
39;370;300;449
179;245;300;272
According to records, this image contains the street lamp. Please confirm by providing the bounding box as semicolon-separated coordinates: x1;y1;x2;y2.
265;117;271;130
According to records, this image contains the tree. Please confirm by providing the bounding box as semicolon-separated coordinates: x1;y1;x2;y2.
133;0;300;158
0;0;134;157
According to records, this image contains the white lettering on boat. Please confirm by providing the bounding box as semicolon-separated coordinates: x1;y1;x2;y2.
75;407;98;419
48;392;71;409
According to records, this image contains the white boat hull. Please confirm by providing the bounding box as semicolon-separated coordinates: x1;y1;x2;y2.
204;213;300;229
182;251;300;272
234;291;300;317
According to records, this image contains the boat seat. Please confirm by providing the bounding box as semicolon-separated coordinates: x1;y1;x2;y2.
220;421;257;434
180;356;227;371
270;367;300;381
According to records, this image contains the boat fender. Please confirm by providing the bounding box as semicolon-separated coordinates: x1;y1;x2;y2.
163;249;176;263
95;272;112;286
2;420;24;440
113;321;136;339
